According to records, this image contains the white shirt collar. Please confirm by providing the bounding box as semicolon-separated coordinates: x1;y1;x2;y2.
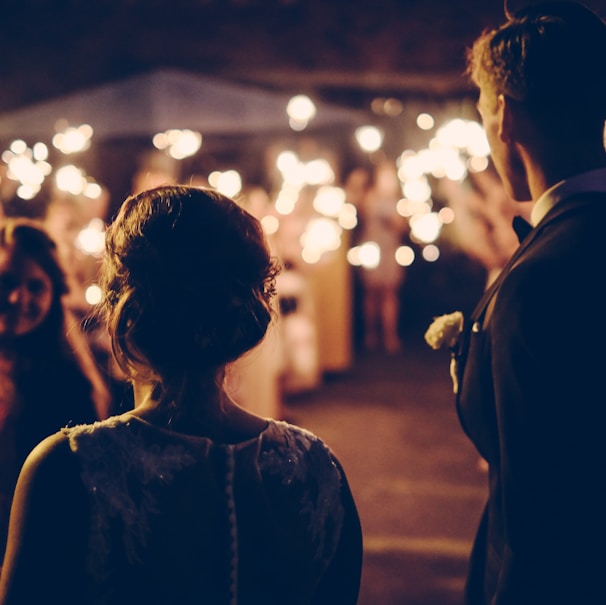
530;166;606;226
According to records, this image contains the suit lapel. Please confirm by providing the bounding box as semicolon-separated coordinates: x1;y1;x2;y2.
470;192;603;325
469;226;539;324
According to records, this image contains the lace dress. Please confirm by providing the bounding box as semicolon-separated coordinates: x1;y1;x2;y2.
12;415;362;605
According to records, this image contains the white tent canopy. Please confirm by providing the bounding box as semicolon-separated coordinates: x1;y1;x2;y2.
0;69;363;141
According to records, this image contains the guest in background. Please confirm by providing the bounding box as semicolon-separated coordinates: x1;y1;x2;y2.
355;162;407;353
438;168;532;287
0;218;110;566
444;3;606;603
0;186;362;604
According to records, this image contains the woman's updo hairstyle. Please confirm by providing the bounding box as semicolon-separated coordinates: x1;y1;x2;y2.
99;185;279;390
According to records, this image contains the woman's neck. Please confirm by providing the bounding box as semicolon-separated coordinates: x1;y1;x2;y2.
129;378;268;441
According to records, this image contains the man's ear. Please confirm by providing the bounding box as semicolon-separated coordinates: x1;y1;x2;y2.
497;94;513;143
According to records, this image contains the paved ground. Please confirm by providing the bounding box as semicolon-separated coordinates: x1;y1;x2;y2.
283;342;487;605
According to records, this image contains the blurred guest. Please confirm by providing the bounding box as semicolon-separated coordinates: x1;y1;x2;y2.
0;218;110;566
355;162;407;353
0;186;362;604
439;169;532;287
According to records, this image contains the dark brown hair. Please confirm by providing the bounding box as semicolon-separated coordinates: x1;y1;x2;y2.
467;2;606;138
100;185;280;400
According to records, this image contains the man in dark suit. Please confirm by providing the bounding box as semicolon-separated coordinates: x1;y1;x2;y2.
456;2;606;603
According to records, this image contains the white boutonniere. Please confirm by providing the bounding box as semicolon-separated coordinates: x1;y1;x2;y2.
424;311;464;393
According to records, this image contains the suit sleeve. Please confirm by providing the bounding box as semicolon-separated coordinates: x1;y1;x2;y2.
490;253;606;604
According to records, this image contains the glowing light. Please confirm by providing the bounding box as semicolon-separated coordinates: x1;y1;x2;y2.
396;198;432;218
357;241;381;269
397;198;432;218
435;118;489;159
260;215;280;235
436;119;468;148
287;95;316;130
304;159;335;185
371;97;403;116
383;98;403;116
300;217;342;254
301;248;321;263
422;245;440;262
214;170;242;197
10;140;27;155
397;151;425;180
396;198;415;218
76;219;106;257
300;248;318;263
7;155;46;186
371;98;385;114
444;156;468;181
355;126;384;153
153;129;202;159
276;151;299;173
2;141;52;198
338;203;358;230
395;245;415;266
277;155;305;187
403;178;432;203
276;151;335;187
289;118;309;131
16;184;37;200
170;131;202;159
417;113;435;130
275;187;299;215
84;182;103;199
32;142;48;161
347;246;363;266
468;155;489;173
438;207;455;224
55;164;87;195
287;95;316;121
52;124;93;154
85;284;103;305
464;121;490;157
422;147;463;179
313;186;345;217
410;212;442;243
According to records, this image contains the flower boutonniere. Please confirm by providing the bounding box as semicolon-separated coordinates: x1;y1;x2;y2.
424;311;464;393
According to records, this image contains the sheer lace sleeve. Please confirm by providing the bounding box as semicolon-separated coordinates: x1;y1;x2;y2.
258;422;346;567
64;418;197;575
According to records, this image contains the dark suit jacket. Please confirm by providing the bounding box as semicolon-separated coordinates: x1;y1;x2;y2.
456;192;606;605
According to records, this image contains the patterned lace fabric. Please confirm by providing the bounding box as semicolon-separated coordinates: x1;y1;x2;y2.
257;422;344;563
63;416;346;603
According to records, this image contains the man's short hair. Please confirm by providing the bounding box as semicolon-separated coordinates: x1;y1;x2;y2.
467;2;606;138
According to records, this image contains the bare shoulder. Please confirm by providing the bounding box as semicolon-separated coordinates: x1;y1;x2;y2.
1;432;89;604
15;430;78;496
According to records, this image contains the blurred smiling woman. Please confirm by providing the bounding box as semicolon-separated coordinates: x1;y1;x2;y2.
0;218;109;567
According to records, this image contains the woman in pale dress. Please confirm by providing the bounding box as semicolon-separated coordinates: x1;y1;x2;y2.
356;162;407;353
0;185;362;605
